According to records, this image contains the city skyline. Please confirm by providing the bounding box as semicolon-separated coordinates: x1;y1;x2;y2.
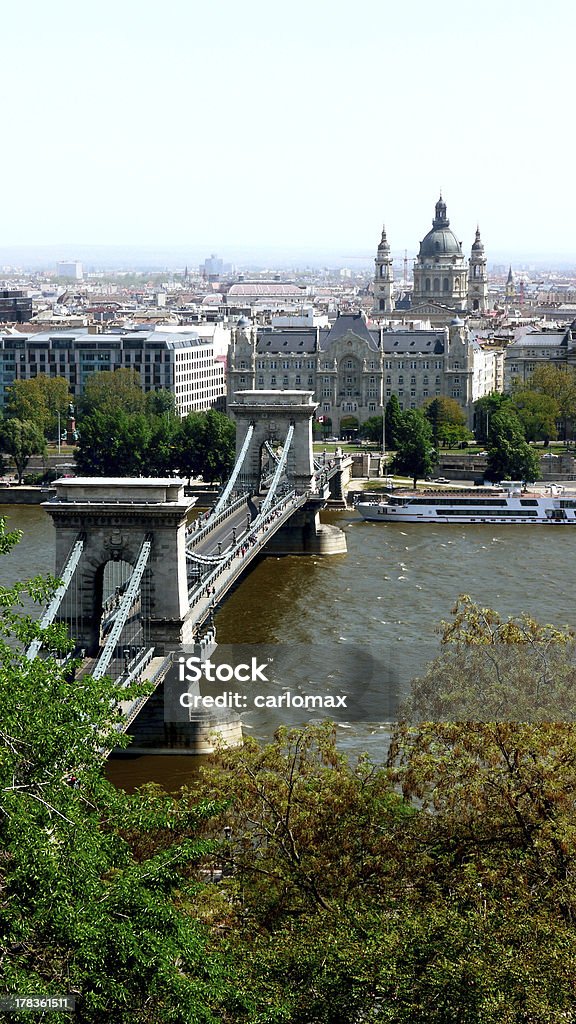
2;0;575;259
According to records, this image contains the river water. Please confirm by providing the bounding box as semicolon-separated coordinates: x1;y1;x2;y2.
1;502;574;790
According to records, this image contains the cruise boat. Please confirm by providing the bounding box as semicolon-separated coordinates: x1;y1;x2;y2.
355;481;576;525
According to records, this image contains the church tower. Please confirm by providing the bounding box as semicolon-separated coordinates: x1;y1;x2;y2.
467;227;488;312
372;225;394;315
505;266;515;308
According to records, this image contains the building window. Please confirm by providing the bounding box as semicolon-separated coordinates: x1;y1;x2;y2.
385;360;392;369
398;376;404;384
443;277;449;291
425;278;430;292
368;402;376;412
410;376;416;385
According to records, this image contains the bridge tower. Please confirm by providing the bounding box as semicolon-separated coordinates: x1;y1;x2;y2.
44;477;197;653
229;390;317;493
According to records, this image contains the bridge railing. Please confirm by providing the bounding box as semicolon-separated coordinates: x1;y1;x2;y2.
187;489;305;609
186;491;250;550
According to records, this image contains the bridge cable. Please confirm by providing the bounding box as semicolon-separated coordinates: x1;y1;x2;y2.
212;423;254;516
92;536;152;681
26;533;85;661
260;424;294;515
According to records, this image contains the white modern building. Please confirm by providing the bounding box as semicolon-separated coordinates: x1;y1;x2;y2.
0;327;226;416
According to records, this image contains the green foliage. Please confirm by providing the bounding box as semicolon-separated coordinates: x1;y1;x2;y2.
485;407;541;482
360;415;383;443
400;594;576;722
510;385;559;443
525;363;576;439
74;410;155;476
74;389;234;482
0;519;228;1021
80;368;146;417
423;396;471;448
473;391;510;443
384;393;403;449
0;418;46;483
390;408;438;487
173;410;235;483
5;375;72;440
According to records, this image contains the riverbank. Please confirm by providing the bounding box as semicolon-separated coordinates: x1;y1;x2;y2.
0;486;55;504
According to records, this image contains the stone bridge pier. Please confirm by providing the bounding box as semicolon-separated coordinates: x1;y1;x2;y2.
229;390;318;494
44;478;199;654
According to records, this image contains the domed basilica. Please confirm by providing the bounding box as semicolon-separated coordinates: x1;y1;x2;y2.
373;195;488;320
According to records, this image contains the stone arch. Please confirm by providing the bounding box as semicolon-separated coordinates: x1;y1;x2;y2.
229;391;317;494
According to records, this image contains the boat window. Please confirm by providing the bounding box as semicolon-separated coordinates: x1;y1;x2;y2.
520;499;538;506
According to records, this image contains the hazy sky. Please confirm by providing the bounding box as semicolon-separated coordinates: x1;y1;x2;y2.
3;0;575;262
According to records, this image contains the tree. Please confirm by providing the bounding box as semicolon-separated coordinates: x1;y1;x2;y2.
485;407;541;482
201;410;236;482
423;396;471;448
0;418;46;483
391;409;437;487
74;410;153;476
473;391;510;443
525;363;576;440
510;385;559;443
173;411;235;484
145;389;177;418
6;375;72;441
0;518;228;1021
80;368;145;417
359;415;383;444
384;393;403;449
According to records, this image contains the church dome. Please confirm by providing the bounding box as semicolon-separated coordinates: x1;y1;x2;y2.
418;195;462;258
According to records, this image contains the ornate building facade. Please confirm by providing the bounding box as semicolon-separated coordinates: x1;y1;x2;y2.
227;312;499;432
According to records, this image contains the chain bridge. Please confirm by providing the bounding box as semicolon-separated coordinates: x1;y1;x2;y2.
27;392;350;753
